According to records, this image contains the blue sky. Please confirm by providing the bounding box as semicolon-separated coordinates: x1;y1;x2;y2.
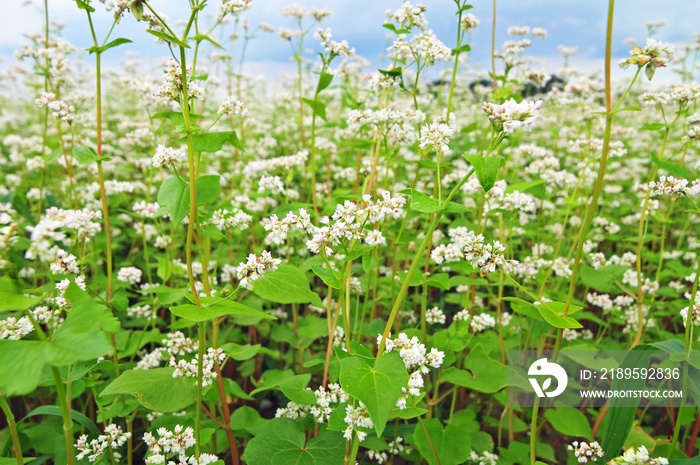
4;0;700;84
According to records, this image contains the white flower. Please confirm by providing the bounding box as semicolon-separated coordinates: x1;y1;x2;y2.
236;251;282;289
152;145;186;169
483;98;543;133
217;96;248;116
117;267;143;285
419;122;454;152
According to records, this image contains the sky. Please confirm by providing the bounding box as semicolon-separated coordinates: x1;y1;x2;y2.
3;0;700;85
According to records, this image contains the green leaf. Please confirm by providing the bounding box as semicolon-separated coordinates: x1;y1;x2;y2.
157;177;189;225
316;72;334;92
250;373;316;404
640;123;666;130
170;298;275;322
413;418;472;465
100;367;196;412
544;406;592;440
152;111;185;126
142;285;188;305
243;417;345;465
651;152;689;178
89;37;132;54
382;24;410;34
501;296;583;329
75;0;95;12
20;405;100;435
451;43;471;55
0;340;53;395
579;264;627;294
424;273;451;291
221;343;261;361
399;188;440;213
311;266;341;288
302;98;327;121
599;342;683;458
463;154;505;192
442;345;510;393
189;131;244;152
193;175;221;206
0;278;44;311
72;146;97;164
252;264;322;306
339;351;409;436
146;29;190;48
157;176;220;225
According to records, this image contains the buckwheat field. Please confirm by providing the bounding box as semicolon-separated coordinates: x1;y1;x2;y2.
1;1;700;464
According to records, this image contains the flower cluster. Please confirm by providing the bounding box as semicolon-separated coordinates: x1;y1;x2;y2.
153;59;205;101
152;145;186;169
568;441;604;463
431;227;514;276
217;96;248;116
343;403;374;441
236;250;282;289
390;30;451;66
483;98;543;133
0;316;34;340
619;38;675;80
75;424;132;463
461;13;479;31
143;425;218;465
649;176;699;198
612;446;667;465
379;332;445;409
35;92;74;123
171;347;226;387
209;207;252;232
419;122;454;153
117;266;143;285
275;383;349;424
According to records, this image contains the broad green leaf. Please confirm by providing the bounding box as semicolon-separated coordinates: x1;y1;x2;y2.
193;175;221;206
463;154;505;192
20;405;100;435
501;296;583;329
579;264;627;294
250;373;316;404
100;367;196;412
243;417;345;465
442;345;509;393
142;285;188;305
0;278;44;311
157;176;221;225
170;298;275;322
252;264;322;306
157;177;189;225
544;406;592;440
316;72;334;92
311;265;341;288
72;146;97;164
189;131;244;152
413;418;472;465
339;351;409;436
399;188;440;213
424;273;451;291
0;340;52;395
302;98;327;121
221;342;261;361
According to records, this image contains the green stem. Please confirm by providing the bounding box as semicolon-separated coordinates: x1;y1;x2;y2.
553;0;616;355
0;393;23;465
530;397;540;465
52;366;75;465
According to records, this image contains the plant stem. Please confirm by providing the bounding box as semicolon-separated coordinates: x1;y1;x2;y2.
52;366;75;465
530;397;540;465
0;392;23;465
553;0;616;355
